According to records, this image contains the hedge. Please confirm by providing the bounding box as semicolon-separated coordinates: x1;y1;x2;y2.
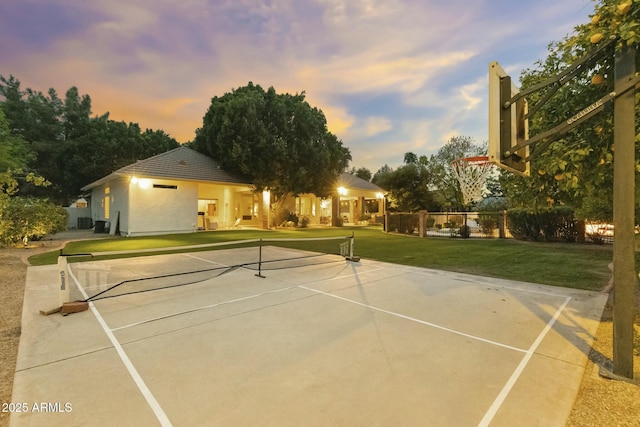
507;206;578;242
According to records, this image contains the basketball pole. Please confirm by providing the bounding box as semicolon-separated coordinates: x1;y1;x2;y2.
492;43;638;379
612;43;636;379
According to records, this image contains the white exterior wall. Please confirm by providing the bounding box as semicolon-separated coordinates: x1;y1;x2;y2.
64;207;92;229
109;178;129;234
89;177;128;234
90;186;106;223
127;178;198;236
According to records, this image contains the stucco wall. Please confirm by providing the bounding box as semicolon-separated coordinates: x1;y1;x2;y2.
127;178;198;236
64;207;92;229
110;178;129;234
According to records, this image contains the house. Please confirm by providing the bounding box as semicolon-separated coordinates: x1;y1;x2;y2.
82;146;385;236
286;173;385;226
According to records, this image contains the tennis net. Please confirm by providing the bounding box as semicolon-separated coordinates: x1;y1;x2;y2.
58;234;357;303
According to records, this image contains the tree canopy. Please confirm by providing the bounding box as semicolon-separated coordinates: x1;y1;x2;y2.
372;136;485;212
0;109;32;171
191;82;351;199
349;166;372;181
499;0;640;221
424;136;486;210
0;75;180;204
374;162;437;212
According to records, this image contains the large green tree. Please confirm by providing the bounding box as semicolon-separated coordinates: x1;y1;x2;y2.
192;83;351;200
375;163;437;212
499;0;640;221
349;166;372;181
0;75;179;203
0;109;33;171
372;164;393;187
372;136;485;212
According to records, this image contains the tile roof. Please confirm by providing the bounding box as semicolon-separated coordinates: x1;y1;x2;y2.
337;172;385;192
82;146;384;194
82;146;251;190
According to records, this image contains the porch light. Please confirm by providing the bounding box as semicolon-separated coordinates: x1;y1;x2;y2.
337;186;348;196
376;192;384;199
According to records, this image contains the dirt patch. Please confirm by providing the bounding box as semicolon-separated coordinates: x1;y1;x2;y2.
0;253;27;427
566;294;640;426
0;238;68;427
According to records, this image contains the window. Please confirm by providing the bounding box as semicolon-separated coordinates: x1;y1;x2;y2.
104;186;110;219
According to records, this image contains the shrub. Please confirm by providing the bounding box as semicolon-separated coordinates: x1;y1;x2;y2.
386;213;419;234
478;215;498;237
274;208;298;227
1;197;67;245
286;211;299;227
507;207;578;242
458;225;471;238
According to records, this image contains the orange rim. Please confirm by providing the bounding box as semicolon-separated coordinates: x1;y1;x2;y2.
451;156;490;165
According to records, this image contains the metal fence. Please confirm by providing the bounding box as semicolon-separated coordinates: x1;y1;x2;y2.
385;211;614;244
385;211;512;239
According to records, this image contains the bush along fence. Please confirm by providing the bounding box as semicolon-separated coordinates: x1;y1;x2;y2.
385;207;612;243
385;211;510;239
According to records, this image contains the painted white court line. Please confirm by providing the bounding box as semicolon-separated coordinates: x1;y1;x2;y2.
72;254;571;427
477;296;572;427
182;252;229;267
109;265;387;331
298;284;528;353
369;261;573;299
110;285;299;331
68;267;173;427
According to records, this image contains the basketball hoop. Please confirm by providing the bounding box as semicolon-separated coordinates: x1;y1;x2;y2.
450;156;493;205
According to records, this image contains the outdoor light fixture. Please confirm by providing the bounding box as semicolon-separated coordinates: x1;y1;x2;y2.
134;177;152;189
337;186;347;196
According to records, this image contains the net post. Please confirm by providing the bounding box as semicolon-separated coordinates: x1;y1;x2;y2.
57;252;70;306
350;232;354;259
347;232;360;262
255;238;265;278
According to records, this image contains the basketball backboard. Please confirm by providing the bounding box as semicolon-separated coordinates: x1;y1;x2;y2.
488;61;530;176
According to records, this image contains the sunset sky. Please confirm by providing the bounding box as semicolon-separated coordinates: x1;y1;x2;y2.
1;0;593;172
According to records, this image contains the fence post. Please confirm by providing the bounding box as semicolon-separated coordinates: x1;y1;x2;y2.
418;210;428;238
498;210;506;239
576;219;586;243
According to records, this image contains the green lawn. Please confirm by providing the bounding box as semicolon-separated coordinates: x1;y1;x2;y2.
29;226;615;291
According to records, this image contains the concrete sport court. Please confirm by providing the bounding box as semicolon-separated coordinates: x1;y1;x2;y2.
11;246;607;426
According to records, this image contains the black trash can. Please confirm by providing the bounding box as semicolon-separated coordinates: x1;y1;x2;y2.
94;220;106;233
